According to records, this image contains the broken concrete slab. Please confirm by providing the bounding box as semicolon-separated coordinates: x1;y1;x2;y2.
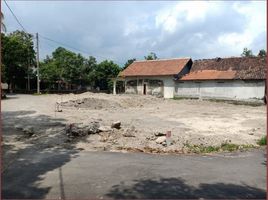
154;132;166;137
155;136;166;144
111;121;121;129
98;126;113;132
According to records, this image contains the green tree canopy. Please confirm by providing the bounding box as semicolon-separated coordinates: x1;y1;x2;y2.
258;49;266;57
123;58;136;70
144;52;158;60
241;48;254;57
1;30;35;90
40;47;89;85
88;60;120;91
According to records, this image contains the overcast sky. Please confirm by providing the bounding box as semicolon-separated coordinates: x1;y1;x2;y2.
3;1;266;66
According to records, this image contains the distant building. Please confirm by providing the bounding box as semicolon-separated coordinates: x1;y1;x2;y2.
117;58;193;98
114;56;266;101
175;57;266;101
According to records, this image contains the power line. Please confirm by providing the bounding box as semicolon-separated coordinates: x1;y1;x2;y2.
39;34;91;56
39;34;125;65
3;0;124;65
3;0;27;32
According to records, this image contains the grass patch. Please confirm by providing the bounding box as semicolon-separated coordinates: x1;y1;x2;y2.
173;96;264;106
32;92;48;96
207;99;264;107
257;136;267;146
184;142;256;154
173;96;199;100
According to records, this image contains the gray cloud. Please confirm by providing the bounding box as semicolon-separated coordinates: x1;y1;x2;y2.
3;1;266;66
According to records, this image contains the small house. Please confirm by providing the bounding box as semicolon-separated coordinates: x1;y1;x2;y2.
116;58;193;98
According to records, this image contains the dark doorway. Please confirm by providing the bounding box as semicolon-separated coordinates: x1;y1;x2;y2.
143;84;146;95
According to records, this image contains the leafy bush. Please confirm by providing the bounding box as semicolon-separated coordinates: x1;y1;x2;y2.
257;136;267;146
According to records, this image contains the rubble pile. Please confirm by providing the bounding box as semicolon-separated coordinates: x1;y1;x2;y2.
60;98;121;110
65;121;100;138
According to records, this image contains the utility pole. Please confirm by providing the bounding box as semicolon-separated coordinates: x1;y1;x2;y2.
36;32;40;94
27;49;30;91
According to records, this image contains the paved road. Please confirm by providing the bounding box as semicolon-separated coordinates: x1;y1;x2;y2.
2;148;266;199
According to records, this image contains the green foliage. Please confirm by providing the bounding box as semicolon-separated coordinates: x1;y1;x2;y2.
1;31;35;90
40;48;120;92
123;58;136;70
144;52;158;60
257;136;267;146
90;60;121;91
258;49;266;57
184;142;256;154
241;48;254;57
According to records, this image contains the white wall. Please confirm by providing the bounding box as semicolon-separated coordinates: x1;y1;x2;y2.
125;76;175;98
175;80;265;100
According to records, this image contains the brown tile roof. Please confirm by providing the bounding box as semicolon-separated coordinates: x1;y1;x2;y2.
120;58;191;77
181;70;236;80
180;56;266;80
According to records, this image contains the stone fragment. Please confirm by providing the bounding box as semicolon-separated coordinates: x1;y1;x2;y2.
154;132;166;137
111;121;121;129
98;126;113;132
155;136;166;144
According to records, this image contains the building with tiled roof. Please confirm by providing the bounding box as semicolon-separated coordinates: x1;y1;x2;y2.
118;58;192;98
175;57;266;100
113;56;266;101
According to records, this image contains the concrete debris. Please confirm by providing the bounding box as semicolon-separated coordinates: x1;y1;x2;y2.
65;121;100;138
122;126;136;137
98;126;113;132
55;102;63;112
61;97;121;110
154;132;166;137
122;132;135;137
23;126;34;133
15;125;23;130
88;121;100;134
155;136;166;144
146;135;157;141
22;126;35;137
111;121;121;129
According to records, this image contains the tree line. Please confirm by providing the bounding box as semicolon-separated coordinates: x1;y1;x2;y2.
1;30;266;93
1;31;123;93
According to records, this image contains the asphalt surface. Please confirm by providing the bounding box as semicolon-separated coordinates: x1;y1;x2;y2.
2;148;266;199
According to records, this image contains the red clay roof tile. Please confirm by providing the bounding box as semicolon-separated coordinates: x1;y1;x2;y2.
120;58;191;77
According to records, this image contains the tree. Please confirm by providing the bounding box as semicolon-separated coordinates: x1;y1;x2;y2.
1;31;35;91
123;58;136;70
144;52;158;60
241;48;254;57
258;49;266;57
82;56;97;84
40;47;99;90
89;60;120;91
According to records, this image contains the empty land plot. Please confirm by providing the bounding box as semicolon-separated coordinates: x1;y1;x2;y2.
2;92;266;159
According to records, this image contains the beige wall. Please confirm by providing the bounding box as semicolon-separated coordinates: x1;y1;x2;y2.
125;76;175;98
175;80;265;100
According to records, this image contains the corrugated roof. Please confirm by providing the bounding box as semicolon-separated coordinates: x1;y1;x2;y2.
180;57;266;80
120;58;191;77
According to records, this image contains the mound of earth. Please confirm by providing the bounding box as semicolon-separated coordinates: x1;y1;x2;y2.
60;97;121;109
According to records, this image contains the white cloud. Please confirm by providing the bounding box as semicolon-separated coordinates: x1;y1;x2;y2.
2;1;266;63
218;1;266;55
155;1;222;33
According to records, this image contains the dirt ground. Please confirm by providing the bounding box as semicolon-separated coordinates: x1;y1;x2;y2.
2;92;266;160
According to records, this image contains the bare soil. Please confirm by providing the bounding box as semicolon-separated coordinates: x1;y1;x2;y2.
2;92;266;159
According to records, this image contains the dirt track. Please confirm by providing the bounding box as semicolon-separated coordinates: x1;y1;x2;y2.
2;92;266;157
